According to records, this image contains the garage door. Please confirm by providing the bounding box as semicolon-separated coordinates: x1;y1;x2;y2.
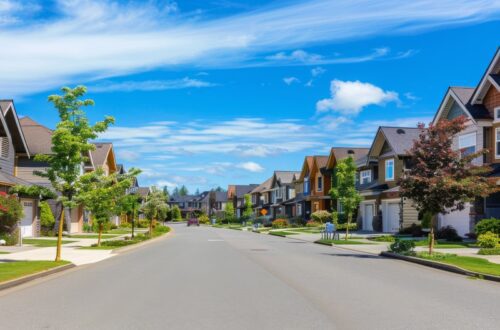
363;204;374;231
386;203;400;233
439;206;470;237
20;200;33;238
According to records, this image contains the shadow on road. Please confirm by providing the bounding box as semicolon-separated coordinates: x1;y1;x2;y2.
320;252;380;259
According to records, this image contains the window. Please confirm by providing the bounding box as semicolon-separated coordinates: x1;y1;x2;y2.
385;159;394;181
337;200;344;214
458;132;476;158
0;136;9;159
304;177;310;194
297;204;302;216
496;128;500;159
360;170;371;184
317;176;323;192
495;107;500;122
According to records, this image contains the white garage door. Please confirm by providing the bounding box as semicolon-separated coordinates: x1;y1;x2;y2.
363;204;374;231
386;203;400;233
439;206;470;237
20;200;33;238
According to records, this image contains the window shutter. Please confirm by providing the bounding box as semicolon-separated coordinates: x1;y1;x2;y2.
0;137;9;158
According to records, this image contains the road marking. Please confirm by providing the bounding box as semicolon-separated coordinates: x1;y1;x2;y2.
207;239;224;242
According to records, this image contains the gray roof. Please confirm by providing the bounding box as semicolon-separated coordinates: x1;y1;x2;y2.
90;142;112;167
380;127;424;156
169;195;199;203
450;87;491;120
274;171;300;185
214;191;227;202
19;117;53;155
136;187;150;198
251;176;273;194
235;184;259;198
0;171;33;187
331;147;369;162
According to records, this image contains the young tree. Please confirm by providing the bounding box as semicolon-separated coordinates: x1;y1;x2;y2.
76;168;138;246
400;117;497;253
35;86;114;261
179;185;189;196
162;186;170;200
224;202;235;224
330;157;363;239
141;187;169;235
171;205;182;221
172;187;180;196
241;194;253;224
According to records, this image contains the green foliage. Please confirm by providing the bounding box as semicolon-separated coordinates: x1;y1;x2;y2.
178;185;189;196
475;218;500;236
311;210;331;224
477;232;499;249
171;205;182;221
9;185;57;200
436;225;462;242
0;193;24;238
0;229;19;245
306;220;321;227
329;157;363;221
420;212;432;229
399;224;424;237
336;223;357;231
389;239;416;255
198;214;210;224
39;201;55;229
224;202;235;223
272;218;289;229
478;247;500;255
241;194;253;222
140;187;169;234
369;235;396;242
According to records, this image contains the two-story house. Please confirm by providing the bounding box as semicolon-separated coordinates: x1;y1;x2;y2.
303;156;330;214
358;127;422;233
250;176;273;217
0;101;39;238
326;147;369;218
432;48;500;236
197;190;227;216
227;184;259;218
268;171;300;219
294;156;313;220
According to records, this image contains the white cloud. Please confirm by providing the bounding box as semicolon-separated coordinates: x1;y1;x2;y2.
316;80;399;115
283;77;300;85
311;66;326;77
404;92;420;101
116;150;140;161
1;0;499;95
237;162;264;172
89;78;217;93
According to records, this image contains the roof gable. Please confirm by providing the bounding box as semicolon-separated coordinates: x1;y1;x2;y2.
368;127;423;158
326;147;370;169
19;116;53;155
299;156;313;181
472;47;500;105
0;100;30;156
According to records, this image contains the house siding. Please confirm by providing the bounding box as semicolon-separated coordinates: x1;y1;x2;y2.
16;157;51;183
377;156;403;187
0;115;16;176
402;198;419;228
446;101;467;120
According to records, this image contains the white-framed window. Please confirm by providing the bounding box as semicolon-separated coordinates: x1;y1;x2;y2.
317;176;323;192
276;187;282;199
496;128;500;159
495;107;500;122
297;204;302;216
385;159;394;181
458;132;476;158
360;170;371;184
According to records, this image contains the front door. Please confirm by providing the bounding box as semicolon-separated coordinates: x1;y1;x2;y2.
20;200;33;238
387;203;400;233
363;204;374;231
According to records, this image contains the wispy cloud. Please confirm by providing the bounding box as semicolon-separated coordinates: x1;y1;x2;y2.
283;77;300;85
89;78;217;93
1;0;499;95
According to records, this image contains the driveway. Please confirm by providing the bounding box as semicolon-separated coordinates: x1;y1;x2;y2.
0;223;498;329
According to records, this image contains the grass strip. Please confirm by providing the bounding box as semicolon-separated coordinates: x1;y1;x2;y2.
417;252;500;277
0;260;70;283
22;239;76;247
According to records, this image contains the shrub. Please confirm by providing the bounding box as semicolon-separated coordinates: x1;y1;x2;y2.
311;210;332;224
0;229;19;245
0;192;24;237
120;222;131;228
436;225;462;241
306;220;321;227
475;218;500;236
399;224;424;237
272;218;289;229
289;216;305;226
39;201;55;230
336;223;357;231
477;231;498;249
389;239;415;255
110;223;118;230
83;223;92;233
171;205;182;221
370;235;395;242
198;214;210;225
137;219;149;228
478;247;500;255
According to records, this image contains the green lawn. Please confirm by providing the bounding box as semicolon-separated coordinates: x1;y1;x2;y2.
316;239;373;245
67;234;120;239
0;260;70;283
82;226;170;250
0;251;10;254
22;239;77;247
417;252;500;277
413;240;476;249
288;227;322;234
269;231;299;237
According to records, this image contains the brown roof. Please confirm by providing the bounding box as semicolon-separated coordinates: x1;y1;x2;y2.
251;176;273;194
313;156;329;170
136;187;150;198
90;142;112;167
327;147;370;169
19;117;53;155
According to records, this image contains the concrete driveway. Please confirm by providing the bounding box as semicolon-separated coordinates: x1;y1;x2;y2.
0;223;499;329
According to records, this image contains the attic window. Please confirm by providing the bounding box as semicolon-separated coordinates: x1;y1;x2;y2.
396;129;406;134
347;150;355;154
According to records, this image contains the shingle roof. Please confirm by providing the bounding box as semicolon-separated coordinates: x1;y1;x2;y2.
90;143;112;167
214;191;227;202
235;184;259;198
251;176;273;194
274;171;300;185
136;187;150;198
0;100;12;114
0;171;33;187
332;147;369;161
19;117;53;155
314;156;329;169
450;87;491;120
380;127;424;155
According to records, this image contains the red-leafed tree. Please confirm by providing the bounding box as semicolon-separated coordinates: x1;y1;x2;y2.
399;116;497;254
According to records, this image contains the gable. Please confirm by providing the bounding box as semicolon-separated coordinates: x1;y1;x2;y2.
446;101;468;120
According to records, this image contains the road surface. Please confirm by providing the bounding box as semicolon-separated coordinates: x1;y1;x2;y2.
0;223;499;329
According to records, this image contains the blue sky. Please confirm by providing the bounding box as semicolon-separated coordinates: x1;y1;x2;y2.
1;0;500;193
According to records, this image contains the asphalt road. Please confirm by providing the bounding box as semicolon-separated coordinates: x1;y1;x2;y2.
0;223;499;330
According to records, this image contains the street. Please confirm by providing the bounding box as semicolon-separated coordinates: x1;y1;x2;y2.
0;223;499;330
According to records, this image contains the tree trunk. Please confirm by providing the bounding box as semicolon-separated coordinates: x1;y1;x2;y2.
149;219;154;237
55;207;64;262
345;213;352;240
429;221;435;255
131;212;135;239
97;223;103;247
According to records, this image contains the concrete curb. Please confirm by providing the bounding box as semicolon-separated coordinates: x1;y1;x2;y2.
381;251;500;282
113;228;173;254
0;263;76;291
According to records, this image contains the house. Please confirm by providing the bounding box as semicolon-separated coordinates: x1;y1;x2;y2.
0;101;39;238
357;127;422;233
198;190;227;216
250;176;273;218
326;147;369;217
227;184;259;218
299;155;330;214
294;156;314;221
432;47;500;236
268;171;300;219
168;194;202;217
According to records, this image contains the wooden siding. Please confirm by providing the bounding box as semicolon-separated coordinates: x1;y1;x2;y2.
452;123;484;165
402;198;419;228
377;156;404;187
16;156;51;183
446;101;467;120
0;114;16;175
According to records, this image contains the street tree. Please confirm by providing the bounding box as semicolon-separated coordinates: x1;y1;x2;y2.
399;117;497;253
171;205;182;221
329;157;363;240
116;193;141;238
179;185;189;196
242;194;253;223
141;187;169;235
34;86;114;261
162;186;170;200
224;202;235;224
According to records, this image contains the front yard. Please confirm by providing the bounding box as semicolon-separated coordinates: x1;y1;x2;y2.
416;252;500;277
0;260;70;283
81;225;171;250
22;239;77;247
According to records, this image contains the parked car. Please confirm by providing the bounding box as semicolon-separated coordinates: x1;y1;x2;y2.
187;213;199;227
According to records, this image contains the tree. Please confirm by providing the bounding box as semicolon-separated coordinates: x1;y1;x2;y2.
76;168;138;246
195;188;200;196
172;187;179;196
179;185;189;196
39;201;55;232
330;157;363;240
171;205;182;221
241;194;253;223
399;117;497;253
224;202;235;224
213;186;225;192
141;187;169;235
35;86;114;261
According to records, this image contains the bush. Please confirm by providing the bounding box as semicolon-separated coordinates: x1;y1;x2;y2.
478;247;500;255
0;192;24;238
475;218;500;236
120;222;131;228
83;223;92;233
137;219;149;228
0;229;19;245
289;217;305;226
311;210;332;224
272;218;289;229
39;201;55;230
399;224;424;237
389;239;415;255
171;205;182;221
370;235;395;242
436;225;462;241
477;232;499;249
306;220;321;227
336;223;357;231
198;214;210;225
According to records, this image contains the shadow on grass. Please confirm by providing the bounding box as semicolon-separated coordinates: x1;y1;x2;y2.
319;252;381;259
